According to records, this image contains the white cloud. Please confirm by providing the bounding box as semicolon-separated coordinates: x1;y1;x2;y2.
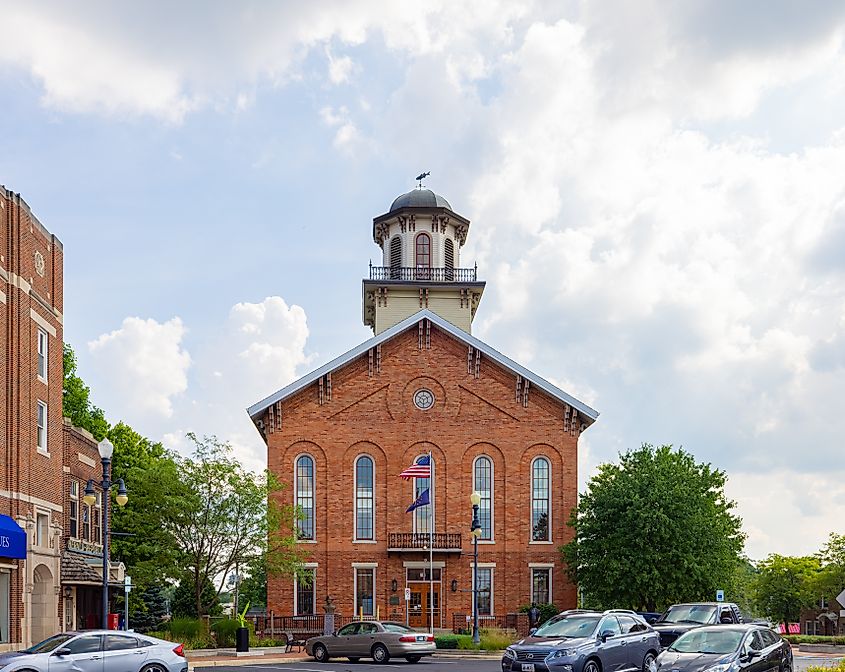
87;317;191;421
326;47;355;84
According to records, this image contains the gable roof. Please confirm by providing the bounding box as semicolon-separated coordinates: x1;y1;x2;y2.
247;309;599;425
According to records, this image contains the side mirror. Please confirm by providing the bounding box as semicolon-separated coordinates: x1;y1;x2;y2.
741;650;759;662
600;630;615;642
55;648;72;656
529;628;537;636
332;632;338;637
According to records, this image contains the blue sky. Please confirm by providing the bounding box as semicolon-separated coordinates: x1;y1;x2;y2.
3;0;845;559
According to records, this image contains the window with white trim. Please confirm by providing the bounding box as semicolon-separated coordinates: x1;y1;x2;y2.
295;568;316;616
473;456;493;540
295;455;315;540
531;457;550;541
354;567;375;617
475;567;492;616
82;505;90;541
93;493;101;544
36;401;47;453
37;330;48;381
69;481;79;538
355;456;374;540
531;568;551;605
36;513;49;547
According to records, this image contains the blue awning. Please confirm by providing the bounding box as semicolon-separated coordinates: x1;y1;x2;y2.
0;515;26;559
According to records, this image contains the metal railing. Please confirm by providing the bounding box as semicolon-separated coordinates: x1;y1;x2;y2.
369;266;477;282
387;532;462;550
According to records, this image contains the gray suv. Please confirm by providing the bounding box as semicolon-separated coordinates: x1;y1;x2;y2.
502;610;660;672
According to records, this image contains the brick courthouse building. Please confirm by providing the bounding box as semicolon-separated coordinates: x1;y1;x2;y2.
249;187;599;629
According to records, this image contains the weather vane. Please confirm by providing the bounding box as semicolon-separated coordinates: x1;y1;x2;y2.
415;171;430;189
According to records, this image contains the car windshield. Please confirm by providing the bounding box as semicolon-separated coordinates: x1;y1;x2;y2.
669;630;743;654
382;623;415;633
533;615;600;638
661;605;717;625
25;634;75;653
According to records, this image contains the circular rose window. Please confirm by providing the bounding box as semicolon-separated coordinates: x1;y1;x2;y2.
413;389;435;410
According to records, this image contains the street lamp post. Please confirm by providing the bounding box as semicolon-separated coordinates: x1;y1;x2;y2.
469;491;482;646
84;438;128;630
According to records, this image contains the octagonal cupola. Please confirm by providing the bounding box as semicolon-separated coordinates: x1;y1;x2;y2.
363;182;485;335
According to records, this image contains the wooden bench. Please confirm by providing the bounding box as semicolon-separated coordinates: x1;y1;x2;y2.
283;630;322;653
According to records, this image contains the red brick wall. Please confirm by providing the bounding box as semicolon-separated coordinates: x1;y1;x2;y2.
264;322;582;623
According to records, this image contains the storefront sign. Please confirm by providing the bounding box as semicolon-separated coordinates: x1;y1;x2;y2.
0;515;26;559
67;538;103;556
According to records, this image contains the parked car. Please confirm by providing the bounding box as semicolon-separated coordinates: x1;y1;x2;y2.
652;603;743;649
305;620;435;664
502;609;660;672
637;613;662;625
0;630;188;672
656;624;792;672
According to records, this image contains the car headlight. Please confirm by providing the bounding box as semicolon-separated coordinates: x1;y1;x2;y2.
548;649;576;659
504;647;516;659
703;661;740;672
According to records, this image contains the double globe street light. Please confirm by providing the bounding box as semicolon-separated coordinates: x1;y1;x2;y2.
83;438;128;630
470;491;482;646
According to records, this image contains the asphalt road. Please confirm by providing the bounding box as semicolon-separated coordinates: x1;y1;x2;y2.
197;654;844;672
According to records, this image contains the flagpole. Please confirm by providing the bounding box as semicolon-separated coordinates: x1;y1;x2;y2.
429;450;434;635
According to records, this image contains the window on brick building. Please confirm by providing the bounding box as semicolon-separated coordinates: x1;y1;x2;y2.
413;455;433;535
531;457;550;542
473;456;493;541
355;567;375;617
82;505;90;541
69;481;78;538
295;455;315;540
355;456;374;541
532;567;552;605
294;568;316;616
36;513;49;547
475;567;492;615
36;401;48;453
37;329;48;381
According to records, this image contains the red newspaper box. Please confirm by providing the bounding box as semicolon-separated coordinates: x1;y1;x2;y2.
108;613;120;630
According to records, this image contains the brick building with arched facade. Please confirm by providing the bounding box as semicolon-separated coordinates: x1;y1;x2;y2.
249;186;599;628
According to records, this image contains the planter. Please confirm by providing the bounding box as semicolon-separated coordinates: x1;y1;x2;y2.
236;627;250;652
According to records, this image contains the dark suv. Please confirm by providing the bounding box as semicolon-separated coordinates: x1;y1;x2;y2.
502;609;660;672
652;603;743;649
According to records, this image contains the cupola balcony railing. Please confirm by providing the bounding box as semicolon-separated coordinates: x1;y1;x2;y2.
387;532;463;552
369;265;477;283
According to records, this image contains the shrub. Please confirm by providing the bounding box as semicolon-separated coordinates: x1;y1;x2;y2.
435;634;461;649
210;618;241;648
783;635;845;645
167;617;205;640
456;635;476;649
807;660;845;672
479;628;516;650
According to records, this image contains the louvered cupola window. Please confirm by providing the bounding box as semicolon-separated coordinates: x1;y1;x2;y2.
390;236;402;279
445;238;454;280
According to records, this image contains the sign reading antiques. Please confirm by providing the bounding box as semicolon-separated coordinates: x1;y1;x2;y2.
67;537;103;556
0;515;26;559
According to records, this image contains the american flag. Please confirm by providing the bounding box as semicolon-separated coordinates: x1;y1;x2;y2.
399;454;431;479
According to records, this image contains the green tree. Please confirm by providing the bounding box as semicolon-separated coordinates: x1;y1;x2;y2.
62;344;109;440
239;561;267;610
172;573;221;618
814;533;845;603
129;584;169;632
168;434;304;616
753;554;819;631
561;444;746;611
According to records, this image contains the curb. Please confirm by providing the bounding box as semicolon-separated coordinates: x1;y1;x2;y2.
190;657;310;669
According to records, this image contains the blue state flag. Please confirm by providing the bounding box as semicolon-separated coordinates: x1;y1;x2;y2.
406;488;430;513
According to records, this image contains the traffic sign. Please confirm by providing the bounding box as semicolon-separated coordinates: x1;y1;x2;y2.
125;575;132;593
716;589;724;602
837;589;845;608
404;587;411;601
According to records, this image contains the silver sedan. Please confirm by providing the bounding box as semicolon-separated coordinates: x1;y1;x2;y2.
306;620;436;664
0;631;189;672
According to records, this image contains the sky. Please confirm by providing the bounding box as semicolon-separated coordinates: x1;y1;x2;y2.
2;0;845;561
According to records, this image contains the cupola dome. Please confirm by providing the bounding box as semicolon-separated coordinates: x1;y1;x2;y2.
389;188;452;212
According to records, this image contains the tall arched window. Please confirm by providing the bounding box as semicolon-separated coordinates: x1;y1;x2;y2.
390;236;402;279
413;455;433;534
355;455;374;540
295;455;315;540
444;238;455;280
473;456;493;540
415;233;431;280
531;457;550;542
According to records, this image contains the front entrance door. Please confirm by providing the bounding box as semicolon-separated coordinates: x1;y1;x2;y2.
407;580;440;629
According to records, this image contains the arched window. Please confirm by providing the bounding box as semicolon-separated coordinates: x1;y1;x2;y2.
355;455;374;540
413;455;433;534
415;233;431;280
390;236;402;279
444;238;454;280
295;455;315;540
473;456;493;540
531;457;550;542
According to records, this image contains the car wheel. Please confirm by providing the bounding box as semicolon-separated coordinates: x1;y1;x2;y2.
313;643;330;662
141;665;169;672
348;657;360;663
643;651;658;672
406;654;422;663
372;642;391;663
584;658;602;672
781;662;792;672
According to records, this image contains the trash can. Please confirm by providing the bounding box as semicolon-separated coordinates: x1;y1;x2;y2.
108;613;120;630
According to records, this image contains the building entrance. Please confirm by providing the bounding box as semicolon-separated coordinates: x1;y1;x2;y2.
406;567;441;629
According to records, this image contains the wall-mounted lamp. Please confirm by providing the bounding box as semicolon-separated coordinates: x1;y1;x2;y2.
63;585;72;599
451;579;458;593
391;578;398;593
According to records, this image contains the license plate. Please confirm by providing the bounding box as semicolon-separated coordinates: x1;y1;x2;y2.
416;635;426;641
521;665;535;672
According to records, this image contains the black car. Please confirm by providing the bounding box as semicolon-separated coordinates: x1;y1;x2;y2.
502;609;660;672
656;625;792;672
652;603;743;649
